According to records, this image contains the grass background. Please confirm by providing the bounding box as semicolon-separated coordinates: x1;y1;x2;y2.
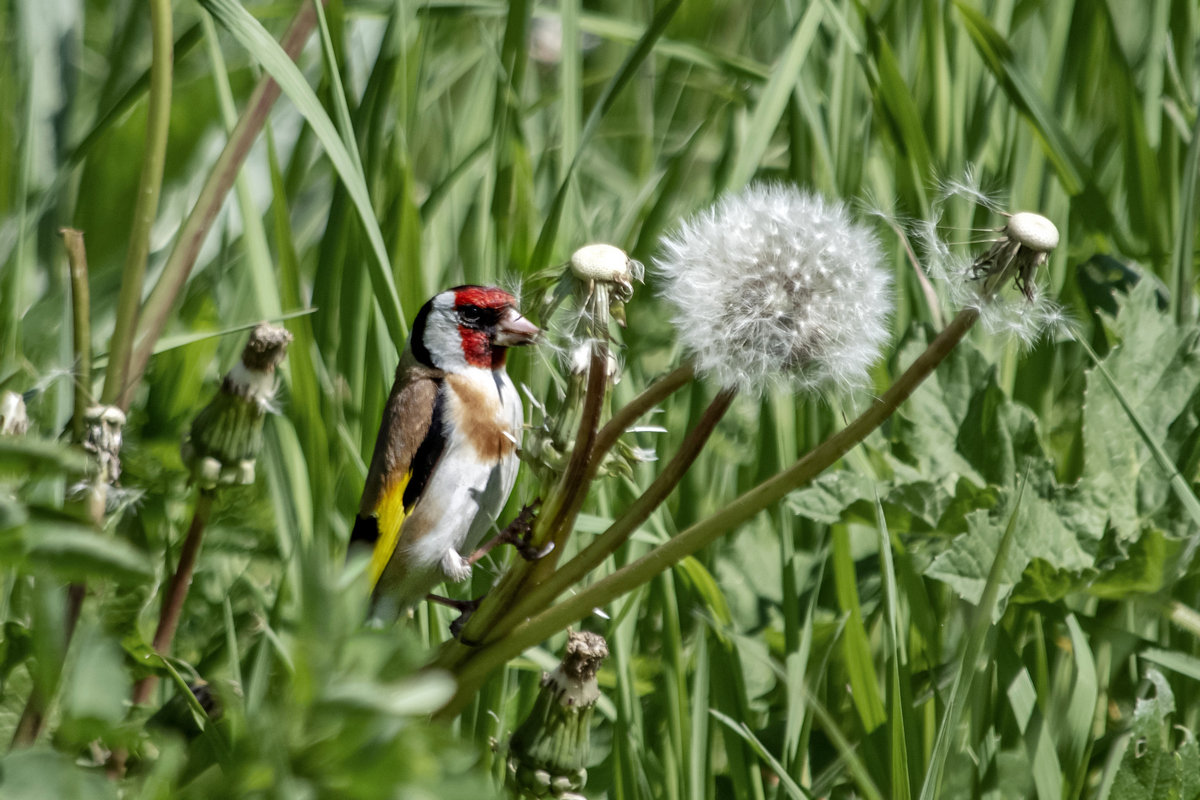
1;0;1199;797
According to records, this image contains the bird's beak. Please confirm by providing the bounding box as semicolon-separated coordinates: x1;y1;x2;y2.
494;307;541;346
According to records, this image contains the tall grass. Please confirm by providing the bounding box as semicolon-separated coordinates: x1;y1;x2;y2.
1;0;1199;797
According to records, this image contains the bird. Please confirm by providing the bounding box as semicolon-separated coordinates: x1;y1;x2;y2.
351;285;540;618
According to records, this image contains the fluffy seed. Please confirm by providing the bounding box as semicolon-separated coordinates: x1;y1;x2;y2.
655;183;893;394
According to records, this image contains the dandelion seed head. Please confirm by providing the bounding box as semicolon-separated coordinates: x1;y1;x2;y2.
920;170;1068;347
655;183;893;395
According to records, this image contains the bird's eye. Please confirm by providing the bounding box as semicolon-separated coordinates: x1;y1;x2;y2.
459;306;484;325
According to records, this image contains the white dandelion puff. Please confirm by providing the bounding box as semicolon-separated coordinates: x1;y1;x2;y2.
921;172;1066;347
654;183;893;395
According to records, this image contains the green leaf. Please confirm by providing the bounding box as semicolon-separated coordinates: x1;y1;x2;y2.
21;523;153;584
1109;668;1191;800
925;495;1095;610
0;437;90;478
0;749;118;800
1080;280;1200;540
60;627;129;725
196;0;407;343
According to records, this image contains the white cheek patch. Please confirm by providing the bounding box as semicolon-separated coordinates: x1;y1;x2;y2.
424;295;469;371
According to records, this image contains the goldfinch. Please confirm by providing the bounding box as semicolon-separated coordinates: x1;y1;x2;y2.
351;286;539;618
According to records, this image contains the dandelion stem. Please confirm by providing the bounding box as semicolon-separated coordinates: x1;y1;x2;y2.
450;316;611;649
62;229;92;442
131;489;216;708
588;362;695;473
486;387;735;644
437;307;980;717
11;233;102;749
537;338;611;571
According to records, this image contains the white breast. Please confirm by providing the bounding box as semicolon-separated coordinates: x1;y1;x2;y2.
400;368;523;572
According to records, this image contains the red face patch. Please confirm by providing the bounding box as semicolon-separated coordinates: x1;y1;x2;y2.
454;286;515;310
454;286;517;369
459;328;503;369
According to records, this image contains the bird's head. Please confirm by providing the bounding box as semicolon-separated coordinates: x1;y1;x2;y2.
411;286;540;371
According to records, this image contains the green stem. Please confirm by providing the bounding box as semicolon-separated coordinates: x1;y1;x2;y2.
437;308;980;718
11;233;102;750
100;0;172;405
131;489;216;708
118;2;319;411
588;361;695;474
61;229;92;442
485;387;735;646
451;333;609;649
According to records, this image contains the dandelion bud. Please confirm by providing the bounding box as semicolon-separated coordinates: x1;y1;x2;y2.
655;183;893;394
182;323;292;489
507;631;608;799
83;405;126;483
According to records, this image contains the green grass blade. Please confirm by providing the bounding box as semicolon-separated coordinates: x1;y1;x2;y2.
198;0;407;342
832;525;886;732
727;3;823;189
1173;109;1200;325
529;0;684;271
918;477;1028;800
710;710;812;800
953;0;1089;195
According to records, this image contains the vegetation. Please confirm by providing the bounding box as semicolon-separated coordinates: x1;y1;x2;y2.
1;0;1199;798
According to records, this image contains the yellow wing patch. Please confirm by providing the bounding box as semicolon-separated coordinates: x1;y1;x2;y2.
367;472;412;591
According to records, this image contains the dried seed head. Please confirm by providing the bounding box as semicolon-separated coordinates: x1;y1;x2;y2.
921;175;1067;345
507;631;608;799
1005;212;1059;252
656;183;893;395
971;211;1061;302
183;323;291;488
84;405;126;483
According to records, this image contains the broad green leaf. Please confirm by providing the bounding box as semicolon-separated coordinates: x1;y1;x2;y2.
1108;668;1196;800
0;749;118;800
926;495;1095;610
20;523;153;584
1080;280;1200;540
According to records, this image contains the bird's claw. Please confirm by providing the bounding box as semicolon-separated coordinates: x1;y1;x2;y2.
426;593;482;640
499;500;551;562
441;549;473;582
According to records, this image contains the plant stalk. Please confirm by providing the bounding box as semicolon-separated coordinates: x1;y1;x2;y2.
453;311;611;646
131;489;216;707
437;308;980;717
10;233;104;749
62;229;92;441
588;361;695;473
482;387;735;650
119;2;319;410
101;0;173;405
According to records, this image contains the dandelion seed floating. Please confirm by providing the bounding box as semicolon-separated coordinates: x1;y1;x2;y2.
656;183;893;394
970;211;1059;301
